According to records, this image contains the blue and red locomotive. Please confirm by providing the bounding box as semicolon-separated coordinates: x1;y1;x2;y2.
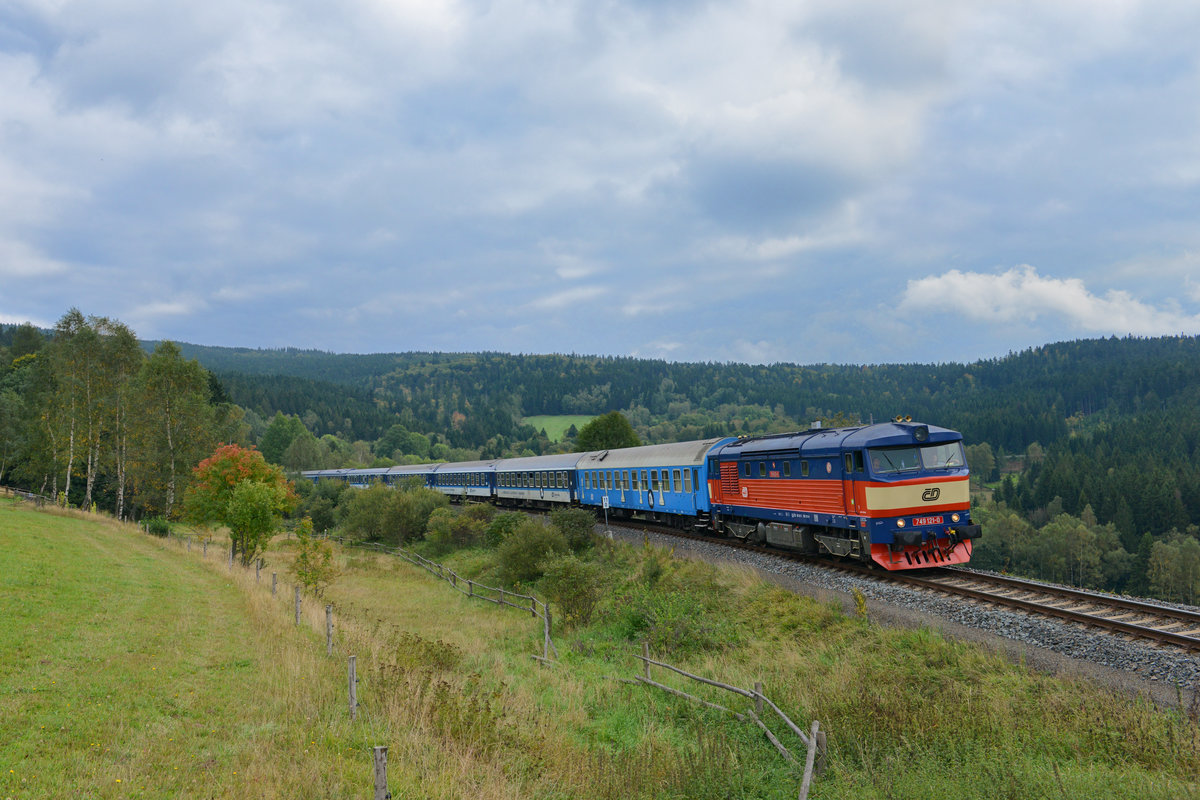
303;418;981;570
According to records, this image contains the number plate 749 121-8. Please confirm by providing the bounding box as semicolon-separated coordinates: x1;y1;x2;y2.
912;516;943;526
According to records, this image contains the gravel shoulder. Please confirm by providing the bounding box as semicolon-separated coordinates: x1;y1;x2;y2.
600;523;1200;712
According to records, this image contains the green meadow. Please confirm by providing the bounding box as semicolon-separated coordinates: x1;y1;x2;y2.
2;498;1198;799
521;415;594;442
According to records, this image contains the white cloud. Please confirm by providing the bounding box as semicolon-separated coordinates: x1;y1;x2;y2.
899;265;1200;336
523;286;608;313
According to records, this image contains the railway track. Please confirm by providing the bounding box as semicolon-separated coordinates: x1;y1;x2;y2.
610;519;1200;653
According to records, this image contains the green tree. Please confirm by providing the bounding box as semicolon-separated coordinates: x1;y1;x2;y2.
965;442;996;485
575;411;640;452
225;480;281;566
132;342;215;517
289;517;340;597
260;412;308;465
185;444;298;564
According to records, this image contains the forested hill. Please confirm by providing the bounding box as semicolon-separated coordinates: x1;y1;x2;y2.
166;335;1200;457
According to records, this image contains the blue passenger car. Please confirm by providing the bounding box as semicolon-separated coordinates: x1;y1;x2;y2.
429;459;499;500
575;438;733;522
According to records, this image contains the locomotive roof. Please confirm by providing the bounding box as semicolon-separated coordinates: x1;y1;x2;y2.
577;437;733;470
724;422;961;456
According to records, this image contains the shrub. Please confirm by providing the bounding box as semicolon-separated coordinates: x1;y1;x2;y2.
341;484;449;545
550;507;596;553
540;553;605;628
144;517;171;537
496;519;568;586
484;511;525;548
425;507;486;555
290;517;340;597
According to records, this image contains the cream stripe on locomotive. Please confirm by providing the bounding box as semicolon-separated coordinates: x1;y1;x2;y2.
862;478;969;513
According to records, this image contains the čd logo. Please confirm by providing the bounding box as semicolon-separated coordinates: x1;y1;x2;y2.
921;488;941;502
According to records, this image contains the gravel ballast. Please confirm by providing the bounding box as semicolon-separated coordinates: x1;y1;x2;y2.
600;523;1200;710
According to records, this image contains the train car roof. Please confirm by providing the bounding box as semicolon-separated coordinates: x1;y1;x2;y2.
496;452;594;471
384;464;437;475
577;437;733;470
430;459;503;474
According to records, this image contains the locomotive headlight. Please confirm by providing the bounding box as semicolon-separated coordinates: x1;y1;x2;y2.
951;513;961;523
896;519;905;527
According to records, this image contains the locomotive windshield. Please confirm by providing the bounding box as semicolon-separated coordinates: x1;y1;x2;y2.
868;442;965;475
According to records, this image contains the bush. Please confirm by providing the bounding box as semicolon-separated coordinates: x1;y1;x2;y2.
540;553;605;628
144;517;171;537
341;484;449;545
393;488;450;543
461;503;496;524
425;507;486;555
550;507;596;553
496;519;569;586
484;511;525;548
290;517;340;597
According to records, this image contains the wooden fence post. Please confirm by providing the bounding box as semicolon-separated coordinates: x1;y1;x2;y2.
373;745;389;799
349;656;358;720
544;606;552;660
799;720;820;800
187;537;191;553
815;730;827;776
256;559;261;582
271;572;277;596
202;540;207;557
326;604;334;655
294;586;301;625
642;641;651;679
755;681;764;716
229;545;233;569
468;580;474;597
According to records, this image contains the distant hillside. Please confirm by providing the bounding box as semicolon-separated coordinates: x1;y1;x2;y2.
164;335;1200;455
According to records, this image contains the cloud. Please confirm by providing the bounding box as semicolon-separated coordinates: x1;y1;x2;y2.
899;266;1200;336
523;286;608;313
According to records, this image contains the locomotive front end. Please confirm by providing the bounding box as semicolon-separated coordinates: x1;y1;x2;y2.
857;425;981;569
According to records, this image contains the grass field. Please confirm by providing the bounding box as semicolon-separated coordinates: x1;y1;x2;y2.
521;415;594;441
3;498;1199;799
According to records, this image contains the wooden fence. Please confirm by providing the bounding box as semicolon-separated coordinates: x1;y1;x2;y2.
147;521;825;798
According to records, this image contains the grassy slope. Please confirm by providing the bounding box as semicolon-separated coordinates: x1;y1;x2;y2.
522;415;593;442
3;499;1199;799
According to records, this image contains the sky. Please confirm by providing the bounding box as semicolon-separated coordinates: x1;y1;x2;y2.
2;0;1200;366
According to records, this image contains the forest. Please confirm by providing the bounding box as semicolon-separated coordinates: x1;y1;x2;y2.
3;317;1199;602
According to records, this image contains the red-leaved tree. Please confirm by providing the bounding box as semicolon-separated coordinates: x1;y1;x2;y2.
184;444;298;565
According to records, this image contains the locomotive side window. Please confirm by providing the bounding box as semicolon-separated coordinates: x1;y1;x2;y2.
758;462;766;478
743;461;750;477
854;451;864;472
844;454;853;473
801;461;809;477
783;462;791;477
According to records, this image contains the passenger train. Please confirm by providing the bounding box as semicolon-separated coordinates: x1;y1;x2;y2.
302;418;982;571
